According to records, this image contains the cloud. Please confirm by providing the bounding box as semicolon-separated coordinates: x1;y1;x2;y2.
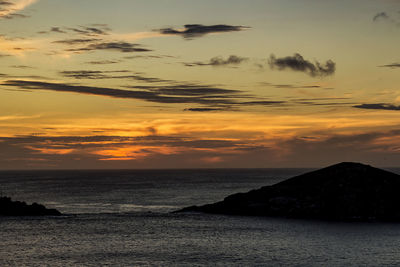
59;70;171;83
129;83;240;96
184;108;227;112
2;79;353;110
0;134;272;168
67;25;110;36
0;35;36;55
3;76;351;110
65;41;152;53
86;60;120;65
0;0;38;18
3;128;400;168
274;130;400;167
2;12;28;19
10;65;33;69
372;11;400;26
124;55;175;60
41;25;110;36
157;24;250;39
379;63;400;68
259;82;325;89
241;100;286;106
184;55;248;67
373;12;389;22
2;79;295;111
60;70;111;79
53;38;100;45
268;53;336;77
1;79;244;106
0;53;11;57
0;1;13;6
50;27;67;34
45;25;155;55
354;103;400;111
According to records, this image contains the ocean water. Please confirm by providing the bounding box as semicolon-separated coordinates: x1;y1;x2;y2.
1;168;400;266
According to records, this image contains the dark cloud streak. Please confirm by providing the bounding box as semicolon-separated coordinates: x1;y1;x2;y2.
157;24;249;39
66;42;152;53
379;63;400;68
53;38;100;45
354;103;400;111
1;80;241;106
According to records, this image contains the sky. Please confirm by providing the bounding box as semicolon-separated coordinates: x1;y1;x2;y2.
1;0;400;169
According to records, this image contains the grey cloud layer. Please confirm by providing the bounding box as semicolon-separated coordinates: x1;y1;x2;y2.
2;80;245;106
268;53;336;77
3;129;400;169
2;79;353;111
2;79;293;111
0;134;273;169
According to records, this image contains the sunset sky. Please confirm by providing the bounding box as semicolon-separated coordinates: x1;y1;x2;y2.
1;0;400;169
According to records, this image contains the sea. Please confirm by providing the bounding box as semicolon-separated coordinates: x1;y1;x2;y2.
1;168;400;266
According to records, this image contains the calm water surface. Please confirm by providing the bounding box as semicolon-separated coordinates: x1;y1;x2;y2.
1;168;400;266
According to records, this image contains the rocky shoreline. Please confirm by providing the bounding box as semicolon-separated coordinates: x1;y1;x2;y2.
0;196;62;216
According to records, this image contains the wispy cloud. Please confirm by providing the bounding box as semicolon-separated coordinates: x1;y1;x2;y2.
41;25;110;36
156;24;250;39
2;79;292;111
3;127;400;168
268;53;336;77
1;79;244;106
64;41;152;53
372;11;400;26
59;70;171;83
0;0;38;18
0;134;270;167
86;60;120;65
53;38;100;45
2;78;354;111
67;25;110;36
0;35;37;55
184;55;248;67
373;12;389;22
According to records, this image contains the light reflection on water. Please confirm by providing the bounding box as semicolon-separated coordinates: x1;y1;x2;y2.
1;213;400;266
1;168;400;266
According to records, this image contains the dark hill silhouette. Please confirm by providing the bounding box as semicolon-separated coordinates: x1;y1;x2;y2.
177;162;400;221
0;196;61;216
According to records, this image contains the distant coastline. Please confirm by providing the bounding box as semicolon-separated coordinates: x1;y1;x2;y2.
178;163;400;222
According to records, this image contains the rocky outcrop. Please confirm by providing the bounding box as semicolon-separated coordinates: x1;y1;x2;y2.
178;162;400;221
0;196;62;216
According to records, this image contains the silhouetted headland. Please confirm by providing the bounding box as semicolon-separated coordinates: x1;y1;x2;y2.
0;196;61;216
177;162;400;221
